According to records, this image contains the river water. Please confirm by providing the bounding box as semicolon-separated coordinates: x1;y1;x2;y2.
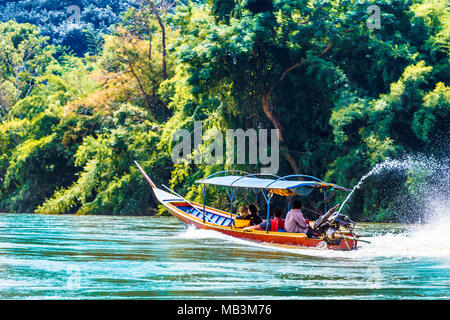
0;213;449;299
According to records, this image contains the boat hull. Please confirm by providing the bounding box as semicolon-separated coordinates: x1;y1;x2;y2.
164;200;357;251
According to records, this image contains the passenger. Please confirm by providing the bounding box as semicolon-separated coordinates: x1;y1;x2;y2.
248;203;263;226
243;208;285;232
285;200;314;237
235;206;250;219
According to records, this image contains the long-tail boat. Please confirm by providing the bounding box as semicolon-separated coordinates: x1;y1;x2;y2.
135;161;362;251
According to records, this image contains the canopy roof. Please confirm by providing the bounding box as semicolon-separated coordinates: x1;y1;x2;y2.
195;174;349;196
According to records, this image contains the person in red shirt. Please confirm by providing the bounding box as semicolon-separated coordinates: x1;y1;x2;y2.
243;208;285;232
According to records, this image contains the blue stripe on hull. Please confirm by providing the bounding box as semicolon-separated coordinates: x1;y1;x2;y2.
175;205;231;227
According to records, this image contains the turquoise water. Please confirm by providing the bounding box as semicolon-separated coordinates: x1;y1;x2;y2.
0;213;449;299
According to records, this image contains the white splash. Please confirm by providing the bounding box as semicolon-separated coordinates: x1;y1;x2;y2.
173;225;232;240
358;201;450;259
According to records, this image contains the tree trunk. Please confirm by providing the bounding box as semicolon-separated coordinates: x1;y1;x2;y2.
260;42;333;174
147;1;167;80
145;1;169;120
147;23;153;73
261;90;300;174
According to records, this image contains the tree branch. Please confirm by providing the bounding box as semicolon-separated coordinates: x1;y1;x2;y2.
269;42;332;96
128;61;152;111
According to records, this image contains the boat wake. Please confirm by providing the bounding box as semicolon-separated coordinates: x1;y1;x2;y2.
357;199;450;260
174;226;233;241
175;201;450;261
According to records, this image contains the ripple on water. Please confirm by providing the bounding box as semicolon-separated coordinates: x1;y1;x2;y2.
0;213;449;299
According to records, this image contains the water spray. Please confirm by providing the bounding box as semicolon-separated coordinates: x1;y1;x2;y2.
336;155;450;224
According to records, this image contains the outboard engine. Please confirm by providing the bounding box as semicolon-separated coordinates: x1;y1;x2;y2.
313;205;356;244
323;213;355;244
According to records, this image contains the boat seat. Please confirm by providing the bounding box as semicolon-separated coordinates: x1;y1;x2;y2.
211;215;220;223
216;216;225;225
177;206;191;213
204;213;213;220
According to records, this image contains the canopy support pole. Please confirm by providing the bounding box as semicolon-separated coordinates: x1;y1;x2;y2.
200;184;207;223
261;191;273;233
225;187;236;225
323;190;327;215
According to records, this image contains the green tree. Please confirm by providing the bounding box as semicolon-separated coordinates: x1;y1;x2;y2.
0;21;55;116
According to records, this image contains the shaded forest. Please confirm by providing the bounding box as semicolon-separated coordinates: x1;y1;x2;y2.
0;0;448;222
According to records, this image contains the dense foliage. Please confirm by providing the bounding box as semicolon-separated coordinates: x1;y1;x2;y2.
0;0;141;56
0;0;448;221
